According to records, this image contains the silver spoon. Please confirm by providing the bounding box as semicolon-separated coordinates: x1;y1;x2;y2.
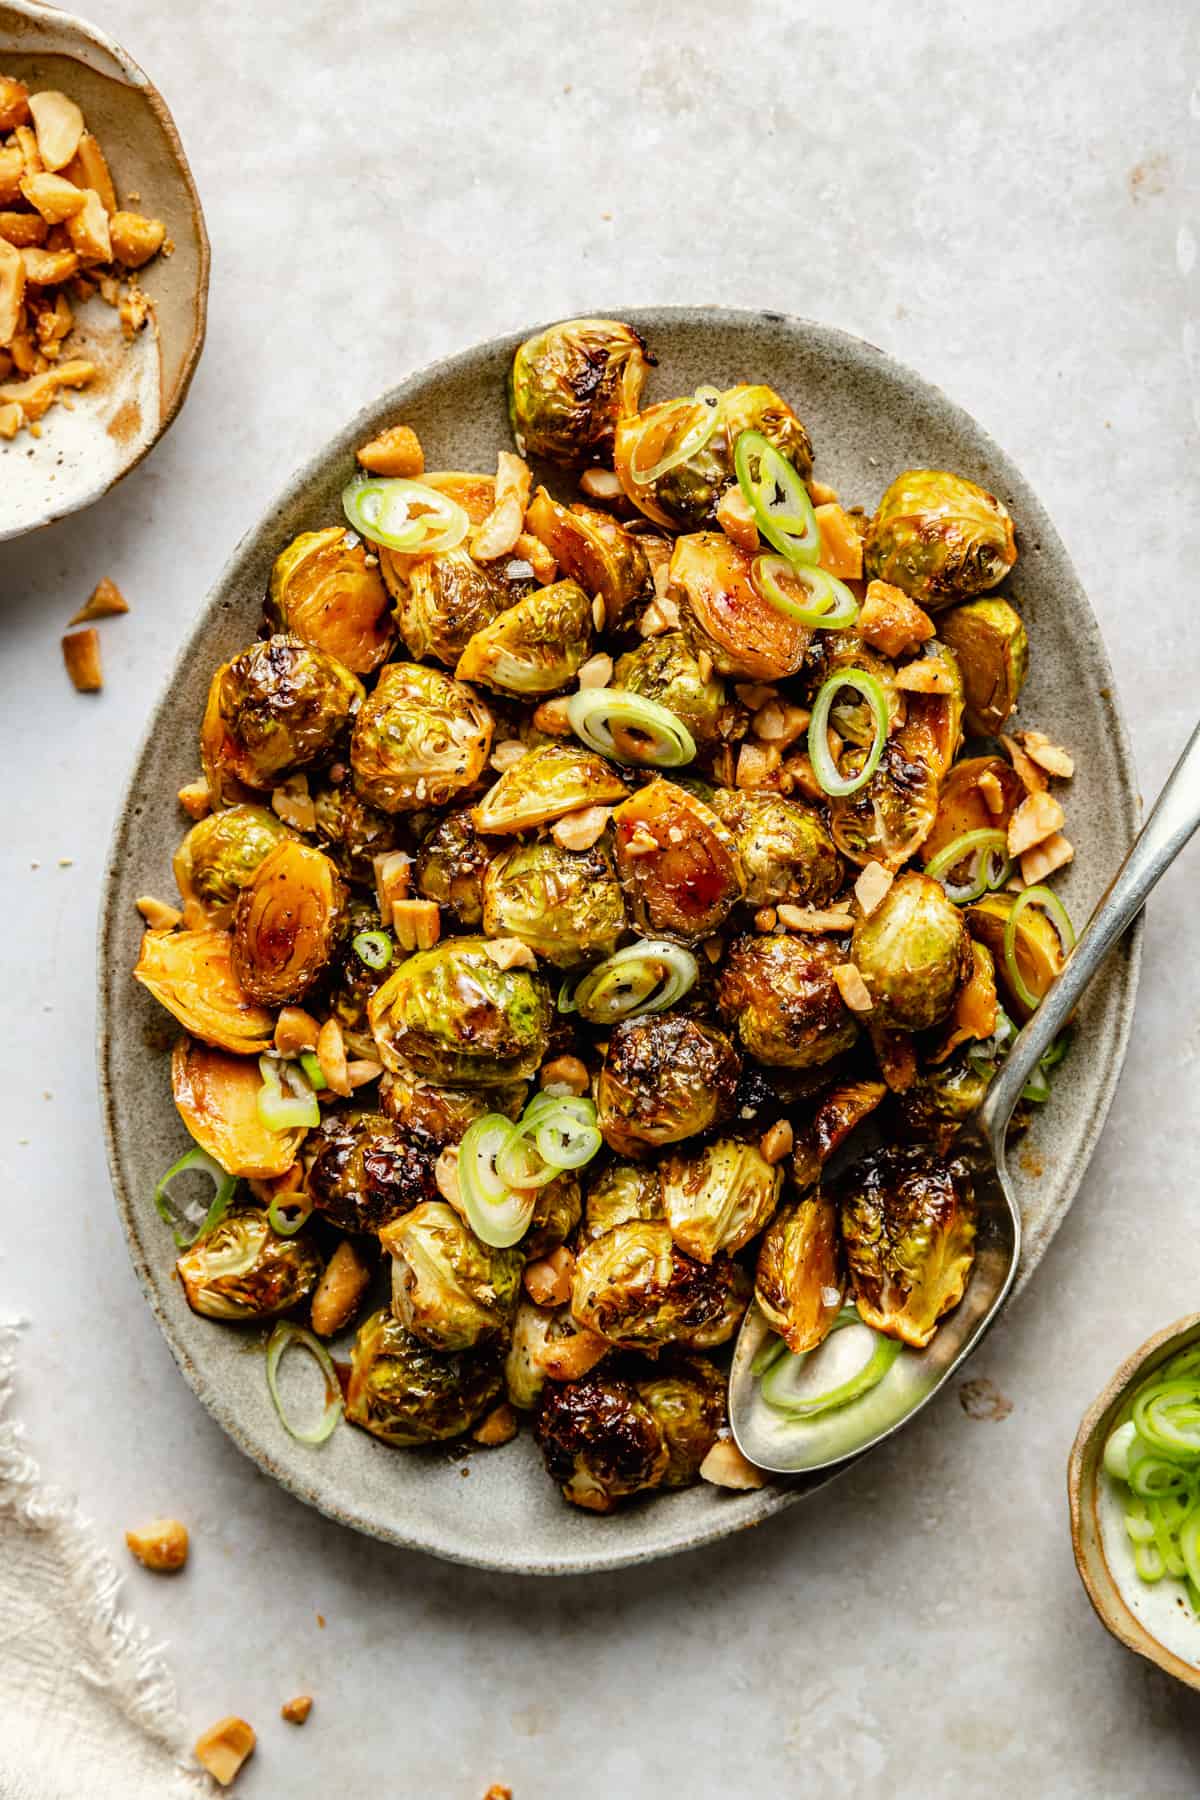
729;719;1200;1478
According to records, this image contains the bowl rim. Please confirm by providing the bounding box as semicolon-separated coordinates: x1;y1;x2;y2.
97;305;1143;1573
0;0;210;539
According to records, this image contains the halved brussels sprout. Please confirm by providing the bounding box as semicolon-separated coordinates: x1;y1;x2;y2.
596;1015;740;1155
312;780;399;886
710;789;843;908
670;532;810;680
919;754;1025;868
351;661;494;813
415;805;493;923
898;641;964;776
938;597;1028;735
852;870;970;1031
894;1053;990;1153
172;1037;306;1178
134;928;275;1055
864;469;1017;611
754;1191;843;1355
368;937;550;1084
965;891;1067;1021
828;726;940;870
472;743;629;835
378;1070;527;1147
267;526;395;674
636;1356;726;1487
717;934;858;1069
508;317;651;465
392;547;527;667
306;1110;437;1233
232;840;348;1007
571;1221;748;1351
525;488;651;627
614;384;813;532
380;1201;523;1351
345;1308;502;1444
173;805;292;921
525;1170;583;1260
790;1078;888;1190
838;1145;977;1348
201;635;364;800
482;840;625;969
536;1368;669;1511
660;1137;782;1263
613;631;728;749
612;778;745;942
176;1205;322;1320
328;899;395;1039
455;579;593;696
582;1161;663;1242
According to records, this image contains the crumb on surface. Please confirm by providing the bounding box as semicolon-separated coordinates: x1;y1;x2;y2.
958;1377;1013;1422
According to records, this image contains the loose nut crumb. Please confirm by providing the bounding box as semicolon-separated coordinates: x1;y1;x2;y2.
854;861;894;917
539;1054;589;1096
356;423;424;477
392;897;441;951
833;962;874;1012
578;467;622;503
515;531;557;584
524;1245;575;1307
537;1325;609;1381
347;1057;383;1089
68;575;128;624
310;1239;371;1337
1019;831;1074;885
577;651;613;690
472;1402;519;1447
858;579;935;659
532;696;572;736
274;1006;320;1056
551;804;611;852
1018;729;1074;779
1007;790;1065;857
483;936;536;970
194;1717;255;1787
760;1120;794;1165
622;823;660;858
778;904;855;933
754;908;778;933
700;1439;765;1490
281;1695;313;1726
435;1145;462;1211
125;1517;188;1572
978;769;1006;815
715;484;759;553
894;659;955;695
735;682;778;710
489;739;527;772
736;742;781;789
316;1017;351;1097
135;895;181;931
1001;733;1047;794
809;479;839;505
374;849;413;923
271;773;316;833
62;627;102;691
752;700;809;748
177;779;211;820
702;934;724;964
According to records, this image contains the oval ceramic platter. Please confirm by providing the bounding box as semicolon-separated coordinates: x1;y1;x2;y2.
99;309;1141;1575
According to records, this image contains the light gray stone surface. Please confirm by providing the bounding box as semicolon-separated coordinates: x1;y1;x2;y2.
1;0;1199;1792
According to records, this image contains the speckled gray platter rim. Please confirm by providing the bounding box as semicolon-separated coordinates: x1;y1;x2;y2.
97;307;1142;1575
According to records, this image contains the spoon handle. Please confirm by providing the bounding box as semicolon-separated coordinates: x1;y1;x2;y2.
981;718;1200;1147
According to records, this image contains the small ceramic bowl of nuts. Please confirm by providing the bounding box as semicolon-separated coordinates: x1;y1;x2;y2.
0;0;208;540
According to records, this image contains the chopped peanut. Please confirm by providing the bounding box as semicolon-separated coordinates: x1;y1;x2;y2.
894;659;956;695
435;1145;462;1211
854;861;894;917
135;895;182;931
0;147;21;205
1020;832;1074;885
752;700;809;748
19;171;87;223
119;282;151;339
638;594;680;637
700;1439;765;1490
356;423;424;477
347;1058;383;1088
809;479;839;505
489;739;527;772
978;769;1006;816
28;90;84;171
125;1517;188;1572
62;627;102;691
310;1239;371;1336
0;237;23;344
715;484;759;553
316;1017;351;1097
109;210;166;269
736;741;782;790
1018;729;1074;779
537;1326;609;1382
274;1006;320;1056
551;804;612;852
858;579;935;659
473;1402;519;1447
0;76;30;133
814;503;863;579
760;1120;794;1165
374;849;412;924
833;962;874;1013
21;243;79;285
193;1717;256;1788
472;452;531;561
778;903;855;934
540;1054;590;1096
177;779;211;820
532;695;572;736
524;1246;575;1307
1;359;96;420
392;897;441;951
1001;732;1047;795
514;530;557;584
271;773;316;832
754;907;778;933
483;936;537;971
0;209;46;247
0;400;20;438
62;133;116;212
1007;790;1065;857
623;823;660;858
577;651;613;689
578;467;622;503
782;750;825;803
736;682;778;710
14;126;43;179
281;1696;313;1726
66;187;111;263
67;576;129;626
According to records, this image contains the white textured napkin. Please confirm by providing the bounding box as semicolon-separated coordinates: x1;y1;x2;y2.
0;1322;206;1800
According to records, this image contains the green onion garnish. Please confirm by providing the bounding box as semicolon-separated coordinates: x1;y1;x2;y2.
751;554;859;630
1002;884;1076;1013
267;1190;314;1238
353;929;393;972
629;387;723;486
342;476;469;555
759;1306;902;1419
153;1145;237;1249
1103;1350;1200;1612
265;1322;341;1446
566;688;696;769
925;828;1013;903
571;938;699;1025
458;1114;538;1248
807;669;889;798
734;428;820;564
256;1056;321;1132
299;1051;328;1090
458;1093;604;1248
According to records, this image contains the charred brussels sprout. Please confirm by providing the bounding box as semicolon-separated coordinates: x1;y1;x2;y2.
864;469;1017;611
828;727;940;870
508;317;651;465
392;547;526;667
455;579;593;697
415;806;493;924
231;840;348;1007
838;1145;977;1349
134;928;275;1055
894;1053;991;1153
328;900;394;1037
267;526;395;674
351;662;493;813
582;1161;663;1242
755;1191;844;1355
306;1110;437;1232
670;532;810;680
615;384;813;533
710;789;843;908
965;891;1066;1020
200;634;363;800
380;1201;522;1350
525;1170;583;1259
378;1070;527;1147
173;804;292;920
612;778;745;942
852;870;970;1031
536;1369;669;1511
345;1308;501;1444
473;744;628;835
920;754;1024;868
505;1302;609;1410
660;1138;782;1263
571;1221;748;1351
312;781;398;886
614;632;727;748
176;1206;322;1320
482;840;625;968
790;1078;888;1190
596;1015;740;1155
636;1357;726;1487
938;597;1028;735
172;1038;306;1180
368;937;550;1084
717;934;858;1070
525;488;651;628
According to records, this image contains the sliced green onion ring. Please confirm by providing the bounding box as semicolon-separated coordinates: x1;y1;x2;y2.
1134;1380;1200;1458
495;1125;561;1192
153;1145;237;1249
566;687;696;769
807;669;889;799
342;476;469;555
760;1317;901;1419
1003;885;1076;1013
629;386;723;486
752;555;859;630
572;938;699;1024
925;828;1013;904
533;1098;602;1171
299;1051;327;1091
257;1056;321;1132
1103;1420;1139;1481
267;1190;314;1238
458;1114;537;1248
734;429;820;563
353;929;393;972
265;1322;341;1447
751;1335;791;1378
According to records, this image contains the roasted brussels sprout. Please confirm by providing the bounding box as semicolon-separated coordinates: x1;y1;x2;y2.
378;1070;527;1147
134;928;275;1055
455;579;593;696
173;804;292;921
504;1301;608;1410
525;488;651;627
938;597;1028;735
635;1356;726;1487
894;1053;990;1153
415;806;492;924
345;1308;501;1444
660;1138;782;1263
200;634;364;800
524;1170;584;1259
920;754;1024;868
571;1221;748;1351
327;900;394;1038
828;727;940;870
755;1191;843;1355
176;1205;322;1320
790;1078;888;1190
898;642;965;777
852;870;970;1031
613;632;728;748
612;778;745;942
472;743;629;835
392;547;526;667
508;317;651;465
267;526;395;674
172;1037;306;1179
710;789;843;908
582;1161;663;1242
306;1110;437;1232
965;891;1067;1020
670;532;810;680
536;1369;669;1512
838;1145;977;1349
615;384;813;533
596;1015;740;1155
368;937;550;1084
380;1201;522;1350
482;840;625;969
312;781;398;886
717;934;858;1070
351;662;493;813
864;469;1017;611
231;840;348;1007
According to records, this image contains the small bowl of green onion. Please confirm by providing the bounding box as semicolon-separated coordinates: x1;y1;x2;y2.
1069;1315;1200;1689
